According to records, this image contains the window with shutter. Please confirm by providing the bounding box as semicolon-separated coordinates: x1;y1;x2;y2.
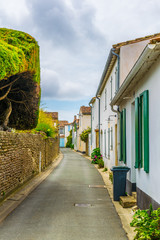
122;109;126;163
119;109;126;163
119;111;123;161
105;89;107;110
108;127;110;159
110;127;113;150
134;90;149;173
104;129;106;157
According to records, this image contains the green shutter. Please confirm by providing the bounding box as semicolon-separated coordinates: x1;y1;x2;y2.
123;109;126;163
139;96;143;168
108;128;110;158
135;97;139;168
143;90;149;173
104;129;106;157
119;111;123;161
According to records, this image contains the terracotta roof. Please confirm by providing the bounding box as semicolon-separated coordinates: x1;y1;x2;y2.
59;120;69;127
45;112;58;120
113;33;160;49
80;106;91;115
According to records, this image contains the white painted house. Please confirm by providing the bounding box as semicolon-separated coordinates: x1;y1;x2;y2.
64;123;72;146
90;33;160;209
77;106;91;153
89;97;99;150
111;37;160;209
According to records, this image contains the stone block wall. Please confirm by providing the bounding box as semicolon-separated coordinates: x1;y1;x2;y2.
0;132;59;200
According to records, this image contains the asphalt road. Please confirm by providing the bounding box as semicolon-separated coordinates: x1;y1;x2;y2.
0;148;128;240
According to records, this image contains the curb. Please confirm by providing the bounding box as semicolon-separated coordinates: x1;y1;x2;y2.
0;152;63;224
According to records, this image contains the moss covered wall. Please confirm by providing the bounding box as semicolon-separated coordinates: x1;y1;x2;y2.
0;132;59;200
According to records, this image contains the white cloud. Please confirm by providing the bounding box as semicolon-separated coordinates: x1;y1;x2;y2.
1;0;160;120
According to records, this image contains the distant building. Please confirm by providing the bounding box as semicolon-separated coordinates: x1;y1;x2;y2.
45;112;58;128
77;106;91;153
59;120;68;147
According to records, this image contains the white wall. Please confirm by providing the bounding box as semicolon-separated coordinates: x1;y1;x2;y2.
99;61;118;169
91;99;99;150
120;55;160;204
64;124;72;146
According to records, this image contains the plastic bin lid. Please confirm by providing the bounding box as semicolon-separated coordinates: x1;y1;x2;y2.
111;166;130;171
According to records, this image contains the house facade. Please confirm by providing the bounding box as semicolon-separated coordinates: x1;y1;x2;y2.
72;115;79;150
45;112;59;128
111;38;160;209
90;33;160;209
77;106;91;153
64;123;72;146
59;120;68;147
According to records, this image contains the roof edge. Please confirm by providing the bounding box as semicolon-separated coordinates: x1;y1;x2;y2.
110;43;159;106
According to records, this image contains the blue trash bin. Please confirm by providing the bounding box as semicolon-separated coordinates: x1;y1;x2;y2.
111;166;130;201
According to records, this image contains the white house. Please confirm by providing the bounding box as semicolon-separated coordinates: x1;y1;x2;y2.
77;106;91;153
89;97;98;151
59;120;68;147
111;36;160;209
90;33;160;209
71;115;79;150
64;123;72;146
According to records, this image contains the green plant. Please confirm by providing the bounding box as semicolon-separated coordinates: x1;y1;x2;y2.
34;109;57;138
71;144;74;149
91;148;103;164
98;159;104;168
66;130;73;148
109;171;113;184
130;204;160;239
1;191;5;196
102;167;108;172
80;127;91;142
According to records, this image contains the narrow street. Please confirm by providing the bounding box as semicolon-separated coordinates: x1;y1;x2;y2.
0;149;128;240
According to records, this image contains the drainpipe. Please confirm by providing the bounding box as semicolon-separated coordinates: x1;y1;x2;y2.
89;102;92;149
96;96;100;148
112;48;120;92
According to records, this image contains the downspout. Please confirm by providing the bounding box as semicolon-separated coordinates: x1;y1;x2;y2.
89;103;92;150
111;49;120;165
110;49;120;114
96;96;100;148
112;48;120;92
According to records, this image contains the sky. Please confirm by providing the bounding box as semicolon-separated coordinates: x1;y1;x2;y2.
0;0;160;122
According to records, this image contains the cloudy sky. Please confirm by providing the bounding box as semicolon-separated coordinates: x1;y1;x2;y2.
0;0;160;122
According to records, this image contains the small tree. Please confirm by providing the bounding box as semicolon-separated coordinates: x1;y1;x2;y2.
66;129;73;148
80;127;91;142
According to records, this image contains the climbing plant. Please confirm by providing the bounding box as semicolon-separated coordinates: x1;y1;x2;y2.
80;127;91;142
34;109;57;138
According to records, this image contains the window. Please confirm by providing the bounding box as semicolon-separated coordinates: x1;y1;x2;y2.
110;76;113;101
120;108;126;163
135;90;149;173
59;127;64;134
104;129;106;157
105;88;107;110
110;127;113;150
68;125;70;131
107;127;110;159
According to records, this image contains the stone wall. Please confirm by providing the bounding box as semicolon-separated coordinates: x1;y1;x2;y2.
0;132;59;200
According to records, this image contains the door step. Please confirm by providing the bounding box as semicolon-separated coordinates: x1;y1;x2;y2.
119;195;137;208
